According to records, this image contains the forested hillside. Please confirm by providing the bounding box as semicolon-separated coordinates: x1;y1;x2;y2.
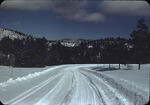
0;19;150;67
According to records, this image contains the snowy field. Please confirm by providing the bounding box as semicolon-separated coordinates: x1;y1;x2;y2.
0;64;149;105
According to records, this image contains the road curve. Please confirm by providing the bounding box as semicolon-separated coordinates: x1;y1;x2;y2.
0;65;147;105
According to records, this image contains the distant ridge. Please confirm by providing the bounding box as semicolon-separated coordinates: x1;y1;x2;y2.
0;27;89;47
0;27;27;40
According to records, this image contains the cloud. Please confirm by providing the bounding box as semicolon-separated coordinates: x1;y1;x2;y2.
1;0;106;23
71;12;105;23
51;0;105;23
1;0;52;10
1;0;150;23
100;0;150;17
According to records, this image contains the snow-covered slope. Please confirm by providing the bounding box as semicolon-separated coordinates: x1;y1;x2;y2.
0;28;27;40
0;64;149;105
60;39;84;47
48;39;85;47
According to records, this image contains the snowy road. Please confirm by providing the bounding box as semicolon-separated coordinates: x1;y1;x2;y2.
0;64;149;105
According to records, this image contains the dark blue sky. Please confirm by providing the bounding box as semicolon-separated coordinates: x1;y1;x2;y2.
0;0;150;40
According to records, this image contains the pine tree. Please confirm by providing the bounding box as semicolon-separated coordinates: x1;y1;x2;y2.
130;18;150;69
0;37;14;54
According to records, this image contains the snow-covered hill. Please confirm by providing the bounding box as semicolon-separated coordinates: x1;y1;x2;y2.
0;27;86;47
0;64;149;105
0;27;27;40
48;39;87;47
59;39;85;47
0;27;132;50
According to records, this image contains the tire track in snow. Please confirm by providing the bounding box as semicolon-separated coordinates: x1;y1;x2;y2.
6;73;63;105
78;71;106;105
79;70;122;105
79;72;112;105
61;71;76;105
68;70;103;105
81;69;146;105
0;65;68;88
80;69;130;105
35;69;75;105
0;65;69;104
0;65;148;105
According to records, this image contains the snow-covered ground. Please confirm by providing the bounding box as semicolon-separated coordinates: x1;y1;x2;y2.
0;66;51;82
0;64;149;105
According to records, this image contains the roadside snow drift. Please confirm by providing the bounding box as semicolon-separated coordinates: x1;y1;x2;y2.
0;64;149;105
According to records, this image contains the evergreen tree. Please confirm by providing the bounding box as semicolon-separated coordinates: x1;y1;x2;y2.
0;37;14;54
130;18;150;68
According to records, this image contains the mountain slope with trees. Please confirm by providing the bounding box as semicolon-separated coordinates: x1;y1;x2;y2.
0;19;149;67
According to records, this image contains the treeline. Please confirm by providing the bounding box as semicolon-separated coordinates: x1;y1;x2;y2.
0;18;150;67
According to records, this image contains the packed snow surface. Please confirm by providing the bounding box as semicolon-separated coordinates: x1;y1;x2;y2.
0;64;149;105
